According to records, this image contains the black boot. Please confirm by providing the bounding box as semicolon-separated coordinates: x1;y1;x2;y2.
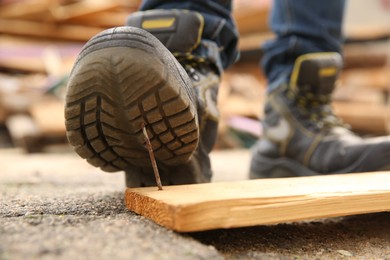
65;10;220;187
250;52;390;178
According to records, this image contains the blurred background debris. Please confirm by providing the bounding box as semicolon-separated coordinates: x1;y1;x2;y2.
0;0;390;152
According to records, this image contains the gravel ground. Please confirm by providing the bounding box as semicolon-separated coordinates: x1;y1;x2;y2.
1;148;389;259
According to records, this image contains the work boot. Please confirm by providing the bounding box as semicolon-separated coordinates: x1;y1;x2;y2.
65;10;220;187
250;52;390;178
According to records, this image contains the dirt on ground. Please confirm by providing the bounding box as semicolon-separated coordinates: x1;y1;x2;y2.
1;148;389;259
193;213;390;259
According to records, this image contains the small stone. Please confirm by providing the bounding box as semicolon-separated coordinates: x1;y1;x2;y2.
337;250;353;257
25;211;36;217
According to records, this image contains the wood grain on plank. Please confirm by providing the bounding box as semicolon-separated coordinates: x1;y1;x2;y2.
125;172;390;232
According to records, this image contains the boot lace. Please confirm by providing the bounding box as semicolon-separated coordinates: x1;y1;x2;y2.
173;52;212;82
286;86;347;130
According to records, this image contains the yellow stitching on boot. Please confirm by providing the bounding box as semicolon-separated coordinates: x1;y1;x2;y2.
303;134;323;166
298;98;306;106
187;12;205;53
287;90;294;99
266;100;294;155
319;95;328;103
142;18;175;29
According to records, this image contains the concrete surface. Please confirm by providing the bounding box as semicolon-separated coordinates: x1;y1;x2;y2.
1;147;390;259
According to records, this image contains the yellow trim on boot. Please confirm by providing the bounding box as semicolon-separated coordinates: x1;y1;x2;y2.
189;11;204;53
290;52;340;89
319;67;337;77
142;18;176;29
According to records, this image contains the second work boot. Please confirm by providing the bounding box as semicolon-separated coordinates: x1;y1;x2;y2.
250;52;390;178
65;10;220;187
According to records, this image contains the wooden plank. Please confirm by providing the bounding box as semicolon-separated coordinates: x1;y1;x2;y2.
0;36;82;73
344;0;390;41
0;0;51;19
343;41;389;69
238;32;274;51
340;67;389;90
5;114;44;152
125;172;390;232
0;19;103;41
29;98;66;136
233;2;270;35
49;0;121;21
333;101;388;135
64;10;130;27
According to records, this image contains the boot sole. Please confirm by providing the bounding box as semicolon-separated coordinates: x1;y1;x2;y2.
65;27;199;173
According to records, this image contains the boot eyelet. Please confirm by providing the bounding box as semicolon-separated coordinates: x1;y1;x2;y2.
191;73;200;81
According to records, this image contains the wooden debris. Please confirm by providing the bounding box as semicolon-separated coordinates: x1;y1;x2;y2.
6;114;43;152
233;1;270;35
333;101;388;135
125;172;390;232
48;0;121;21
340;67;390;90
0;0;51;19
29;98;66;136
0;0;140;41
344;0;390;41
3;96;68;152
0;19;104;41
64;10;130;27
0;36;82;73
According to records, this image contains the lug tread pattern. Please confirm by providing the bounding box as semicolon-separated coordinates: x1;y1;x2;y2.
65;47;198;172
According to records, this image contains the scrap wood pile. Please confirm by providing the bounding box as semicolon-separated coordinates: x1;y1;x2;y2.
0;0;389;153
0;0;141;151
0;0;140;41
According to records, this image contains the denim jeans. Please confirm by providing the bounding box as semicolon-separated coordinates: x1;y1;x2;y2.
140;0;346;89
140;0;240;72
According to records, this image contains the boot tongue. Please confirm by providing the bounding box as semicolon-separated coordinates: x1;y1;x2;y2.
291;53;343;95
